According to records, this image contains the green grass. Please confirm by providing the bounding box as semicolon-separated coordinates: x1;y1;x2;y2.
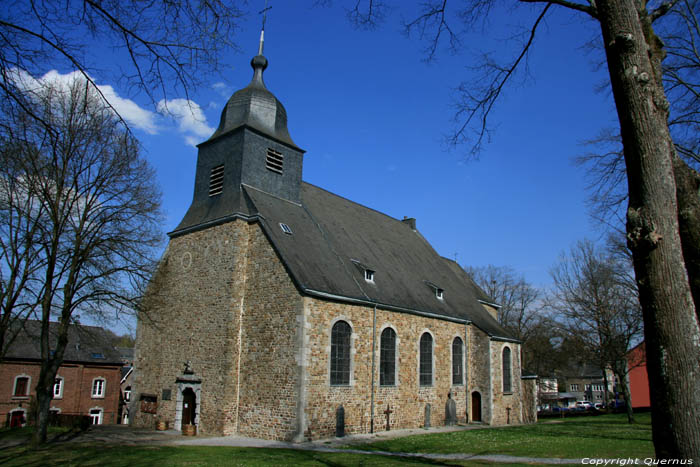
353;412;654;459
0;444;526;466
0;413;653;466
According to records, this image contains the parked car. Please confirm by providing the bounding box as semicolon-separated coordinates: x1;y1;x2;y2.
594;403;604;410
575;401;593;410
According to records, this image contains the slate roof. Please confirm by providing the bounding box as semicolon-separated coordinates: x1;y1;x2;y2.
4;320;123;365
241;182;515;341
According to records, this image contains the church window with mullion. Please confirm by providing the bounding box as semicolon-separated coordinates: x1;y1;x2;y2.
380;327;396;386
330;321;351;385
452;337;464;385
419;332;433;386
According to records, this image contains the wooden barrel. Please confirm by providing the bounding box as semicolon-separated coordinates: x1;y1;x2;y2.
182;424;197;436
155;421;168;431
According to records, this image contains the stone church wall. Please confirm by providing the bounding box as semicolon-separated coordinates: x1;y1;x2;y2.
234;223;304;440
300;299;472;439
468;326;492;423
132;221;251;434
489;340;523;425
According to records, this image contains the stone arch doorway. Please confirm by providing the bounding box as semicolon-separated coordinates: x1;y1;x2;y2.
471;391;482;422
175;363;202;431
182;388;197;426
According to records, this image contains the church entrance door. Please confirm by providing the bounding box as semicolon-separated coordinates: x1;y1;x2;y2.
182;388;197;426
471;392;482;422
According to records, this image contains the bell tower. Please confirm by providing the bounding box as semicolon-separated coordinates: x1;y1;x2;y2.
172;30;305;236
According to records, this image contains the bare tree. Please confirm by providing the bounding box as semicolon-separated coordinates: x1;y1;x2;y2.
343;0;700;457
0;1;245;132
465;265;555;374
0;74;163;445
549;239;643;423
465;265;540;340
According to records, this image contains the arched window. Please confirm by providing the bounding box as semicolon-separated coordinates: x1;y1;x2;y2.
330;321;351;385
419;333;433;386
380;327;396;386
452;337;463;385
502;347;512;393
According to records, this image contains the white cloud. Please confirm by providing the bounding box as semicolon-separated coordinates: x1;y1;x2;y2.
212;81;232;99
157;98;215;147
9;69;159;134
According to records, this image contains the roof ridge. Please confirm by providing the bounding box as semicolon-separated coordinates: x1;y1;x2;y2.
301;181;415;228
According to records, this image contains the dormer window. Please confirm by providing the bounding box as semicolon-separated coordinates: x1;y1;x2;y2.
209;165;224;196
266;148;284;174
279;223;293;235
425;281;444;300
351;259;375;284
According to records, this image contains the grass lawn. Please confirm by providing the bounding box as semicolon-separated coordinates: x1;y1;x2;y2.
0;444;525;466
0;413;653;466
354;412;654;459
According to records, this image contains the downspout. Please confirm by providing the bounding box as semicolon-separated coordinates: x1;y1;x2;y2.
370;304;377;433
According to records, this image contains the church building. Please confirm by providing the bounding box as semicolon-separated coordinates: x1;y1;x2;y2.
131;40;536;441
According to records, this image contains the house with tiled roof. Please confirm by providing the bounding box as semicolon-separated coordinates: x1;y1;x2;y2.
132;38;536;441
1;321;123;427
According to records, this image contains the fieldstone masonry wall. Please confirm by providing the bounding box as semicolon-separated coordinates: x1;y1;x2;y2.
132;221;250;434
235;224;303;440
468;327;492;423
301;300;471;439
489;340;523;425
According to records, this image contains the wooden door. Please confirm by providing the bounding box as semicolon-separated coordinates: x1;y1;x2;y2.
182;388;196;426
471;392;482;422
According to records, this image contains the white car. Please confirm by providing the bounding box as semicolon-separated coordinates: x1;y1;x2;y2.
575;401;593;410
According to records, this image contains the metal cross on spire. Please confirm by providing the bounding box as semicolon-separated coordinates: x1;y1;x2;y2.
258;0;271;55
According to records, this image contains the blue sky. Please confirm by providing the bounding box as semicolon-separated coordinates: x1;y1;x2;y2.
29;3;620;330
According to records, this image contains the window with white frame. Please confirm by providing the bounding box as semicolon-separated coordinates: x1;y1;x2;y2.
124;386;131;402
13;375;30;397
585;384;591;391
592;384;604;392
570;383;579;392
364;269;375;283
53;377;64;399
89;408;103;425
92;378;106;398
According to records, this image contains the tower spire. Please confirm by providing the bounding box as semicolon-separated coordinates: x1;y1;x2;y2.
258;0;271;56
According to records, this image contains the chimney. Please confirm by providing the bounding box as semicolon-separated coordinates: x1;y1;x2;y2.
402;217;416;230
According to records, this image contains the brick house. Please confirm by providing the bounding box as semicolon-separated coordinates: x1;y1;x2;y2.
1;321;123;427
132;44;536;441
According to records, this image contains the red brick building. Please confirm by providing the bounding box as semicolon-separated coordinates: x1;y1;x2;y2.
627;341;650;409
1;321;123;427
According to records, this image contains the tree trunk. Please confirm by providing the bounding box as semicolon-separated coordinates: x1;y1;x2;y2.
596;0;700;460
31;372;54;446
614;367;635;424
674;156;700;316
